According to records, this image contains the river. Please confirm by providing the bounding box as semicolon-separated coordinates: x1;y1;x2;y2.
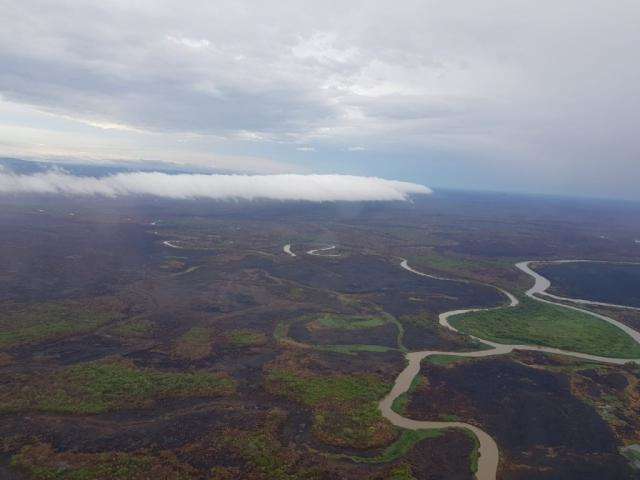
284;245;640;479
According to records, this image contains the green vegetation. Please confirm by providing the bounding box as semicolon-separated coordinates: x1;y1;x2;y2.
173;327;213;360
0;359;234;414
10;443;196;480
391;375;422;415
268;370;388;405
425;354;474;366
227;329;268;347
317;344;394;355
621;445;640;469
111;318;153;337
397;313;487;352
0;301;120;349
465;429;480;473
214;419;323;480
274;321;288;341
439;413;460;421
388;315;408;352
451;297;640;358
411;251;511;275
388;464;417;480
288;287;305;301
413;252;481;272
348;429;441;463
173;326;213;359
274;314;402;355
237;433;292;479
266;369;395;448
315;314;386;330
219;431;316;480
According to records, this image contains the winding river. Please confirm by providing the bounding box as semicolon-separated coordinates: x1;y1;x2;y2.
517;260;640;312
286;246;640;479
162;240;191;250
307;245;341;256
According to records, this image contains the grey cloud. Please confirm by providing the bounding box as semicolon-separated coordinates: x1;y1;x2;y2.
0;1;639;198
343;94;478;120
0;54;335;134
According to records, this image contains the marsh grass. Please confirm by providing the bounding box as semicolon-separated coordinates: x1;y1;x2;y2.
316;314;386;330
0;359;234;414
317;344;395;355
0;301;120;348
227;329;268;347
10;443;196;480
173;326;213;359
266;369;395;448
425;355;474;366
344;429;441;464
451;297;640;358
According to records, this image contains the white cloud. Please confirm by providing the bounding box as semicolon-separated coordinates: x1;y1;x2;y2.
291;32;359;64
166;35;211;49
296;146;315;152
0;171;431;202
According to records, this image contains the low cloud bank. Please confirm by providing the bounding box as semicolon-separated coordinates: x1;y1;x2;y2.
0;170;431;202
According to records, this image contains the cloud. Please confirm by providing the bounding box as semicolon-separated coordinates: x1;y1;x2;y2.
166;35;211;49
0;1;639;198
0;170;431;202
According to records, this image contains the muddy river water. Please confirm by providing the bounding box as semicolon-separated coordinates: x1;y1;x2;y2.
380;259;640;480
285;247;640;479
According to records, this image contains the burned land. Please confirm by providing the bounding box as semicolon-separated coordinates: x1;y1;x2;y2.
1;191;640;479
537;262;640;308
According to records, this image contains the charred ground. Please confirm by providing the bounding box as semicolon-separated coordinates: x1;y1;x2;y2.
1;191;639;479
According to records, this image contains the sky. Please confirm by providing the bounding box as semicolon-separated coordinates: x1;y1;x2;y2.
1;0;639;200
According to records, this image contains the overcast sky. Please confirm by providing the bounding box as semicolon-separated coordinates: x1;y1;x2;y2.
1;0;639;199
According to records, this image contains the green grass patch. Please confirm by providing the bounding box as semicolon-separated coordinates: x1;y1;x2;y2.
0;359;234;414
173;326;213;359
288;287;305;301
216;424;323;480
621;444;640;469
274;321;288;341
266;369;395;448
411;251;512;274
348;429;441;463
223;432;302;479
439;413;460;421
317;344;395;355
388;315;408;352
227;329;267;347
388;464;417;480
111;318;153;337
464;429;480;473
316;314;386;330
413;253;480;272
276;313;403;354
0;301;120;349
450;297;640;358
267;370;389;406
391;375;422;415
425;354;474;366
10;443;196;480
